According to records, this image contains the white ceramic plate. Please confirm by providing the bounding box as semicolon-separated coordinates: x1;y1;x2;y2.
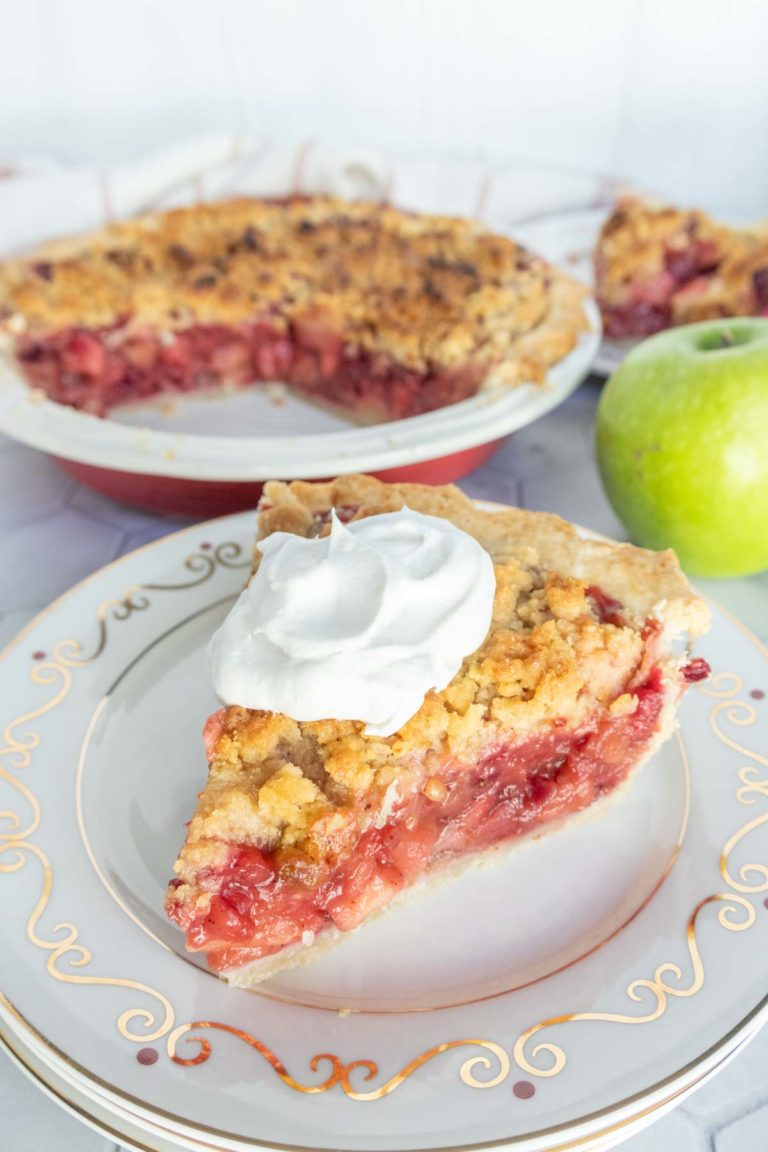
1;511;767;1152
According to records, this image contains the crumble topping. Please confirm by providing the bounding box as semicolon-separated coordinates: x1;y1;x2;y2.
0;195;588;381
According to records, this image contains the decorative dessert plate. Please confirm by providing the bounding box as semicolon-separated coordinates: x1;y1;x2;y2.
0;302;599;517
1;510;766;1152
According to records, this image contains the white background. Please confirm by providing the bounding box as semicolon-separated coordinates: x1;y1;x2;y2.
2;0;768;217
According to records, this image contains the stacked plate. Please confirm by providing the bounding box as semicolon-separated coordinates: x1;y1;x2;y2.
1;509;767;1152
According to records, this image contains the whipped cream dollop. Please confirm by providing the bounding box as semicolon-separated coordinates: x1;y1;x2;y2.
208;507;496;736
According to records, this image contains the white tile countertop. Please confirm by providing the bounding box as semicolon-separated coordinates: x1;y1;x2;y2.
0;377;766;1151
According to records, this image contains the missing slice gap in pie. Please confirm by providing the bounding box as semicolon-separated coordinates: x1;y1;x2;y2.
165;475;710;987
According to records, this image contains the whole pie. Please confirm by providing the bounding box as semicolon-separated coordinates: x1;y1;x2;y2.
165;475;710;986
595;195;768;339
0;197;588;422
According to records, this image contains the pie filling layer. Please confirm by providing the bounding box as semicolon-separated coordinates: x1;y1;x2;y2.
16;320;485;422
602;292;768;341
166;668;666;975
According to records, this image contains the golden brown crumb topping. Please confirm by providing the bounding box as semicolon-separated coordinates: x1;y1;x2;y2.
0;196;588;378
171;476;708;891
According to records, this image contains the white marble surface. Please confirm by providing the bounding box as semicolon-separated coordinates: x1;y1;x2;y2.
0;378;766;1150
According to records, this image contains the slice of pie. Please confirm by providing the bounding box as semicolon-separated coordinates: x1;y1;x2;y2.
595;195;768;339
165;475;710;986
0;196;588;422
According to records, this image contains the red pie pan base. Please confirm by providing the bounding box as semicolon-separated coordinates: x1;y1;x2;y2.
53;441;502;518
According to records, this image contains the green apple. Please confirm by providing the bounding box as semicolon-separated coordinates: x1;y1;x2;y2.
596;317;768;577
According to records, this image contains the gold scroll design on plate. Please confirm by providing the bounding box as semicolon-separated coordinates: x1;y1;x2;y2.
514;670;766;1079
167;1021;510;1100
0;542;250;1045
72;541;250;664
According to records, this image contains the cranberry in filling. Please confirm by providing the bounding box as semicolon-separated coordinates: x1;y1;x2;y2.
169;669;667;973
601;300;672;340
586;584;625;627
681;657;711;683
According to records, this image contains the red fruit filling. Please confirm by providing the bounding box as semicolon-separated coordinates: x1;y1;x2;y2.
16;319;485;422
586;584;625;627
681;657;711;683
599;239;723;339
167;668;668;973
753;268;768;311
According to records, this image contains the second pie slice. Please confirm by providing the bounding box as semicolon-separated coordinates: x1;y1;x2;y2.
165;475;710;986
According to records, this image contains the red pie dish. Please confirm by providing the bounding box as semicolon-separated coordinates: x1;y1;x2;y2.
0;197;599;516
